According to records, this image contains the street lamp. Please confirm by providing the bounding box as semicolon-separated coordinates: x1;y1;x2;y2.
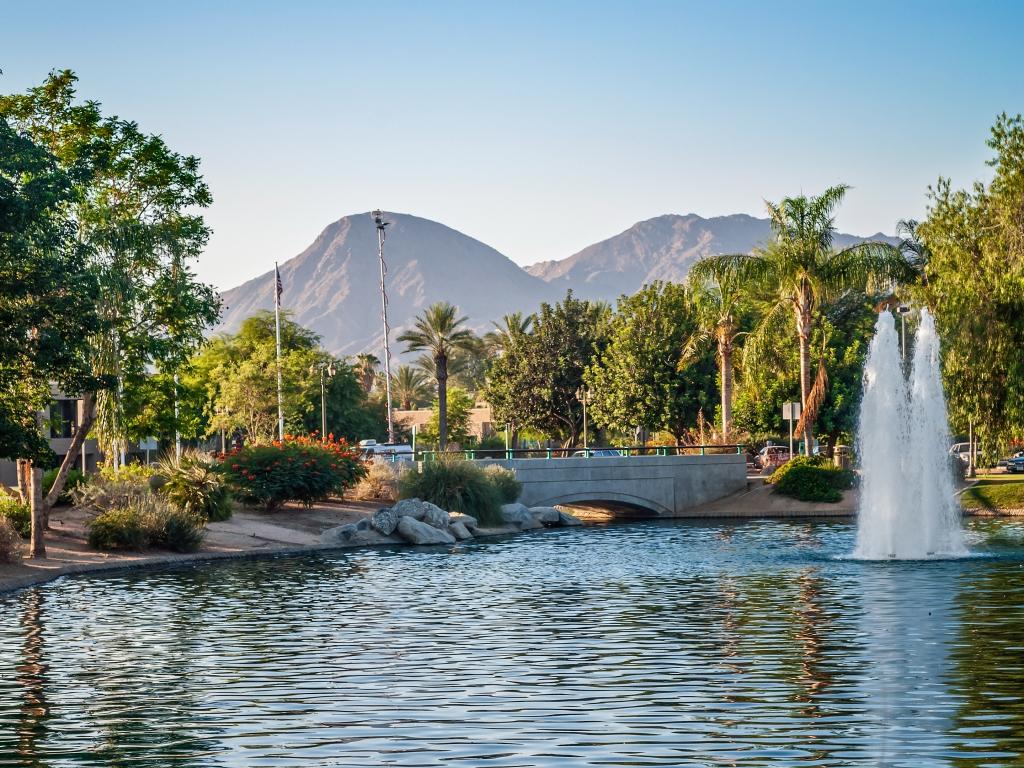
576;385;589;452
896;305;911;361
311;362;337;439
373;210;396;444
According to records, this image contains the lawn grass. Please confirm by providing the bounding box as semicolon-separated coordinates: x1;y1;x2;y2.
960;476;1024;511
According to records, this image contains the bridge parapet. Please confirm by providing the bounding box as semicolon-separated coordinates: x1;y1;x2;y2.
478;453;746;517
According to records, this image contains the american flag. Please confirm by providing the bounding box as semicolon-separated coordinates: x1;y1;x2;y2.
275;263;283;306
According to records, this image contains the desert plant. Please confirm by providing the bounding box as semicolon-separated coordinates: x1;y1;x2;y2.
73;472;151;511
768;455;855;503
0;496;31;539
223;435;366;510
399;457;502;525
352;461;399;502
155;452;233;521
87;495;206;552
484;463;522;503
0;517;21;563
152;508;206;553
42;468;86;505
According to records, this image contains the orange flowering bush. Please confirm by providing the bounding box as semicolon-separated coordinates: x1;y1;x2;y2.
221;434;366;510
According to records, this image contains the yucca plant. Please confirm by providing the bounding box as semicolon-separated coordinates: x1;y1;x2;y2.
155;452;233;522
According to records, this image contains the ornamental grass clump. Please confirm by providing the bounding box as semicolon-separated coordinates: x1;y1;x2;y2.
0;496;31;539
155;452;233;521
399;457;503;526
87;495;205;553
483;463;522;503
222;435;366;511
73;466;153;511
351;460;399;502
769;456;856;503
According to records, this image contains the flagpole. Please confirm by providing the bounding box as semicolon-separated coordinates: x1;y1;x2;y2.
275;262;284;440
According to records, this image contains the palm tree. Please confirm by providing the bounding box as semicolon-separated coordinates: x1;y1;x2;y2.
354;353;379;394
483;312;533;357
741;185;913;452
398;302;477;451
683;253;748;436
391;365;432;410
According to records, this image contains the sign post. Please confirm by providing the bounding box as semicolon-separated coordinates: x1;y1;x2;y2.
782;402;802;459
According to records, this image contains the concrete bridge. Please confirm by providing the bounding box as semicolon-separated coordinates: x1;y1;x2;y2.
481;453;747;518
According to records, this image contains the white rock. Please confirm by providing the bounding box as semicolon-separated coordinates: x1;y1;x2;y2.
371;506;399;535
320;524;382;546
530;506;562;525
396;516;456;545
500;503;542;530
557;510;583;526
420;501;450;529
392;498;427;520
449;521;474;540
450;513;479;530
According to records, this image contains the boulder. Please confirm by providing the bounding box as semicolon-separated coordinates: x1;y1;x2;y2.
557;510;583;526
530;506;562;526
355;517;371;532
396;516;456;545
320;523;381;547
450;513;479;530
420;501;450;529
449;521;474;540
392;498;427;520
500;503;542;530
370;506;399;536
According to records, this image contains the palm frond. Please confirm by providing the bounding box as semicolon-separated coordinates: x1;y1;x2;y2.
794;359;828;438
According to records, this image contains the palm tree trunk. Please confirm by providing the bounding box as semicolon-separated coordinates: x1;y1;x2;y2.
436;354;448;452
29;464;45;559
797;304;814;455
718;329;733;436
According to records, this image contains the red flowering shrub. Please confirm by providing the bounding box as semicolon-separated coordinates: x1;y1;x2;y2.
221;435;366;510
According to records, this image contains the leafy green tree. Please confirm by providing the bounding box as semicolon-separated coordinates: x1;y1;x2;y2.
354;353;379;394
1;71;220;500
485;291;610;447
418;387;475;448
738;186;912;451
585;283;717;444
916;113;1024;455
398;302;477;451
683;254;750;435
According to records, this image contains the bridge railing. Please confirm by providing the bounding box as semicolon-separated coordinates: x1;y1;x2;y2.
416;445;747;462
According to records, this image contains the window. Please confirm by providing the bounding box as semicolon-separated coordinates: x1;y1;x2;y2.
49;399;78;439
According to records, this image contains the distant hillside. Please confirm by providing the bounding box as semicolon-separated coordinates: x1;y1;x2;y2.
525;213;900;302
217;213;557;356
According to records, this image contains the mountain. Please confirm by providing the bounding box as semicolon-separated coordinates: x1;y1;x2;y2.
216;211;898;356
525;213;901;302
217;213;557;357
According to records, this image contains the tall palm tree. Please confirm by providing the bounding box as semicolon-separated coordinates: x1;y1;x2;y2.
354;353;379;394
391;365;432;410
683;253;748;436
741;185;913;452
398;302;477;451
483;311;533;357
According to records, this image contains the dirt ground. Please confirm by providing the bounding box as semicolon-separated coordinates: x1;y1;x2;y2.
0;499;384;595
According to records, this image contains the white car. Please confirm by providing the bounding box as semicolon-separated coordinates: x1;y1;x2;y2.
359;439;414;462
949;442;972;463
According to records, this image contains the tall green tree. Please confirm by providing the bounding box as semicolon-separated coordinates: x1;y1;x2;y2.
483;311;533;358
739;186;912;451
354;353;379;394
397;302;477;451
916;113;1024;454
485;291;611;447
1;71;220;500
683;254;750;436
585;283;717;444
391;365;432;410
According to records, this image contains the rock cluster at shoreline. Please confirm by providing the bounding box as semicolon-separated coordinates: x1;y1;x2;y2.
320;499;582;547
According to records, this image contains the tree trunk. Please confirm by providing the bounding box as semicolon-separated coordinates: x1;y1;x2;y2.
797;304;814;455
436;354;448;452
29;465;45;559
43;391;94;510
718;328;733;437
17;459;30;504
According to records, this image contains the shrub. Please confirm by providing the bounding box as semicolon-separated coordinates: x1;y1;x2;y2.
352;461;399;502
484;463;522;503
222;435;366;510
42;468;86;505
0;517;21;563
98;463;156;483
0;496;31;539
155;452;233;522
399;457;503;525
87;495;205;552
769;456;856;503
74;468;152;511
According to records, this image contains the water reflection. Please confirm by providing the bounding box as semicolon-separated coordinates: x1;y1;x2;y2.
0;518;1023;766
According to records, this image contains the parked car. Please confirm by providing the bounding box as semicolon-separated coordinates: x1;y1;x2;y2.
359;439;414;462
571;448;622;458
949;442;973;463
754;445;790;470
1007;452;1024;474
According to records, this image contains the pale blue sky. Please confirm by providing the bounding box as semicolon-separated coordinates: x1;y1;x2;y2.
3;1;1021;290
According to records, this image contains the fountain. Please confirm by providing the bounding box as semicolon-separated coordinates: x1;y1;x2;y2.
853;309;966;559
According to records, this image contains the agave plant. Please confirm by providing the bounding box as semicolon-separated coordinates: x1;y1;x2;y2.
155;452;233;522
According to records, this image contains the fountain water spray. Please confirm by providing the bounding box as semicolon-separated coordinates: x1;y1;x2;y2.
853;309;966;559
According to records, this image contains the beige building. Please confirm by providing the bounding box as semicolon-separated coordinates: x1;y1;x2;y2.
394;403;497;442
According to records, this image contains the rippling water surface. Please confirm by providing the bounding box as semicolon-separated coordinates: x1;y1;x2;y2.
3;517;1024;767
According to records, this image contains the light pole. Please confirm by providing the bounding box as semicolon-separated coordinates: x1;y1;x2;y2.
896;305;911;361
576;385;589;452
311;362;337;439
373;210;395;444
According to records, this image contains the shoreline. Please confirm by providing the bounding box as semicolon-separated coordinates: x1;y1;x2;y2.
1;489;1015;597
